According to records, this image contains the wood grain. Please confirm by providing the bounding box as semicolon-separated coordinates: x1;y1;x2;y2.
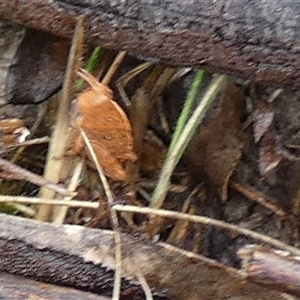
0;213;297;300
1;1;300;87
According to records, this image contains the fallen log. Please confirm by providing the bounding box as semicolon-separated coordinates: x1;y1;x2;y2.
0;272;109;300
0;213;298;300
1;0;300;87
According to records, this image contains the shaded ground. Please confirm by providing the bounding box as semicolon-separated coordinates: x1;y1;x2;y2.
1;33;300;297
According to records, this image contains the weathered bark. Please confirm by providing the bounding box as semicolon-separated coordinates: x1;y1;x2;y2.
0;213;298;300
0;272;109;300
239;245;300;297
1;0;300;87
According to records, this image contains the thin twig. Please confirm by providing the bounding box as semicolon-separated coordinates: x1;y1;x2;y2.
112;204;300;256
0;158;73;197
230;180;287;218
3;136;50;151
2;193;299;257
0;195;98;208
149;67;177;98
52;159;84;224
116;62;152;107
80;129;122;300
132;262;153;300
102;51;127;86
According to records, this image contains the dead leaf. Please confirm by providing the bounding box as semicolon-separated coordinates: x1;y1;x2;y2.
140;138;166;175
252;101;274;143
258;129;283;179
185;81;246;201
251;96;298;179
70;69;137;181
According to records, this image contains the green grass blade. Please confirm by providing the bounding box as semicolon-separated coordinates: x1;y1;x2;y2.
168;70;205;154
150;74;227;208
76;46;103;90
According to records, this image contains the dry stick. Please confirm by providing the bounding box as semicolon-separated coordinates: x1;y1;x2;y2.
3;137;50;151
36;16;85;221
52;159;84;224
154;68;191;134
0;195;98;208
112;205;300;257
2;193;300;257
166;185;200;244
150;67;177;98
101;51;127;86
230;180;287;218
132;264;153;300
116;62;152;106
100;52;153;299
80;129;123;300
0;158;72;197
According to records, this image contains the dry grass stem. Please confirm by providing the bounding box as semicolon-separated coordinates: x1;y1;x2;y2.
101;51;127;86
116;62;152;106
230;180;287;218
149;67;177;98
52;159;84;224
0;158;73;197
112;204;300;256
2;192;298;256
36;16;85;221
132;262;153;300
80;129;122;300
0;195;98;208
3;136;50;151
